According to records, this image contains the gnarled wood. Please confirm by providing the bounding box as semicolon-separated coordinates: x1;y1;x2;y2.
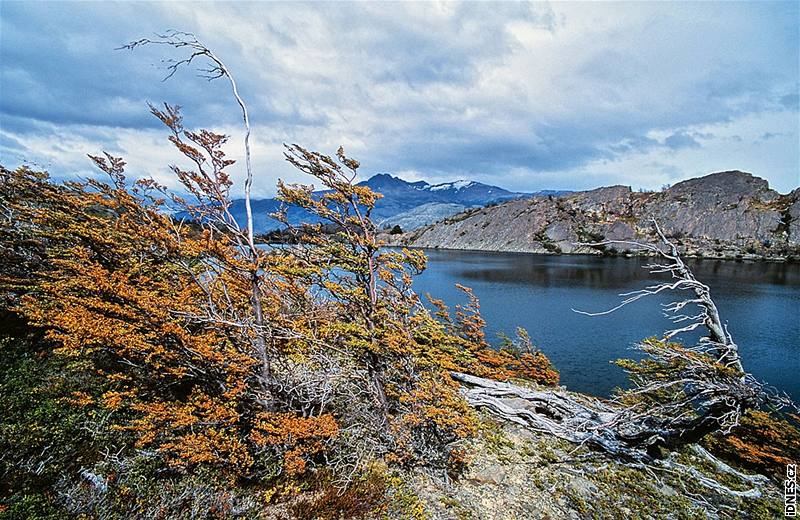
453;371;773;502
455;220;795;462
452;372;648;460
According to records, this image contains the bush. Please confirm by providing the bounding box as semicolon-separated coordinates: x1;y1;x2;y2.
0;108;560;516
703;410;800;481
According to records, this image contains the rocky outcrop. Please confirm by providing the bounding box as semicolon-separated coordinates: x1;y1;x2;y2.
386;171;800;261
379;202;469;231
788;188;800;246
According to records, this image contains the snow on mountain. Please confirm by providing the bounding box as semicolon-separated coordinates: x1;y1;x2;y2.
428;180;475;191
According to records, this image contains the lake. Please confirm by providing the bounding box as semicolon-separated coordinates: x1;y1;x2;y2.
410;249;800;402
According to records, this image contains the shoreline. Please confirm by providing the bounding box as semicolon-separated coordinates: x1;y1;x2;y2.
383;241;800;264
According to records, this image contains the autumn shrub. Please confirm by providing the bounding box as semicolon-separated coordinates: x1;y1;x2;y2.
703;410;800;481
424;287;559;386
0;106;559;515
288;466;389;520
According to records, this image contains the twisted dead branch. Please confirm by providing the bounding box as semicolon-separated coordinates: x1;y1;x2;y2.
452;372;772;501
452;219;795;497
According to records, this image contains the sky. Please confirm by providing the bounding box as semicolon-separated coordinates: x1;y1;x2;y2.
1;1;798;197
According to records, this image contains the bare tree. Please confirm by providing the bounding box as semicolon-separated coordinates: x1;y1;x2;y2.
454;218;795;460
573;219;743;373
121;31;272;390
121;31;256;247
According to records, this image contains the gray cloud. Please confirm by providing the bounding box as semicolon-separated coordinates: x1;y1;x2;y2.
664;132;701;150
1;1;798;194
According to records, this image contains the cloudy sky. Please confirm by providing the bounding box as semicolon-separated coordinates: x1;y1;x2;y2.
1;1;798;197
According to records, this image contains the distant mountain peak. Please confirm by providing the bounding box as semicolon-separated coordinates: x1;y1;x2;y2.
367;173;401;181
230;172;560;234
361;173;409;186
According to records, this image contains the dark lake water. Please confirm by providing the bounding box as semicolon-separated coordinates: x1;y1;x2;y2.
410;249;800;402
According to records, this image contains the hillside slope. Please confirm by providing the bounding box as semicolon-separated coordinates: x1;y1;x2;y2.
379;202;469;230
388;171;800;260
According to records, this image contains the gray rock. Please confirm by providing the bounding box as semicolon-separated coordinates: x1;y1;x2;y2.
380;202;469;231
788;188;800;246
392;171;800;261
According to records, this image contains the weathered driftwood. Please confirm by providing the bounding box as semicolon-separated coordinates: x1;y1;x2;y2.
451;372;647;460
452;371;771;501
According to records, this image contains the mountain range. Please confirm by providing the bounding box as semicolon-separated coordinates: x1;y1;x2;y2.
230;174;567;234
385;170;800;261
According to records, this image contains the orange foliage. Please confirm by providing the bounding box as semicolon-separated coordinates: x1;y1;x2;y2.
391;373;478;467
704;410;800;480
251;413;339;476
473;349;560;386
432;286;560;385
1;164;285;476
0;108;560;485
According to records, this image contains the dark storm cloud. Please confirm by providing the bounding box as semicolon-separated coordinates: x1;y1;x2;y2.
1;1;797;193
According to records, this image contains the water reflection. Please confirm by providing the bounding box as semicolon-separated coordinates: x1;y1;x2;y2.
436;249;800;289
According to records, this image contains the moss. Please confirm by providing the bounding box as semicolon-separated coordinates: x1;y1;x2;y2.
479;420;515;458
536;443;562;465
0;334;111;505
439;496;460;508
0;493;70;520
673;449;750;492
574;465;701;520
384;473;428;520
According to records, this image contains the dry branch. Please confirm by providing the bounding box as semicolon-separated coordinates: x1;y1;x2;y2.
454;219;795;463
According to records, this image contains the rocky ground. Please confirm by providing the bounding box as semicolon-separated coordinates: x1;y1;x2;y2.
403;414;784;520
385;171;800;262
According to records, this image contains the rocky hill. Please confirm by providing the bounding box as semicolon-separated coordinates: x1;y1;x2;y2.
386;171;800;261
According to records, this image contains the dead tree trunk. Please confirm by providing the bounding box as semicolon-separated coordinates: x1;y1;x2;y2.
451;371;649;460
122;31;274;401
455;219;794;461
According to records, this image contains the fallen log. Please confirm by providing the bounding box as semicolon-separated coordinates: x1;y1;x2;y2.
451;371;649;460
452;371;773;502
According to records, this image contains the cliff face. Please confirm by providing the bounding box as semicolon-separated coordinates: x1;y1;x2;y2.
388;171;800;260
